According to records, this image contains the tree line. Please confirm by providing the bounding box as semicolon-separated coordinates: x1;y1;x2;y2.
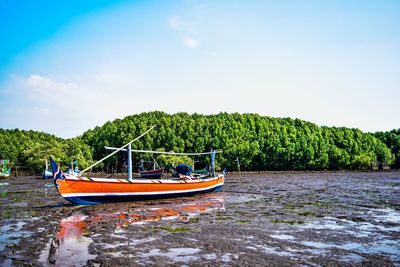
374;129;400;169
0;112;398;173
0;129;92;173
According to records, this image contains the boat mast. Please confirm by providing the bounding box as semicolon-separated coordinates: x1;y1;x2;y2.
128;143;132;181
211;149;216;177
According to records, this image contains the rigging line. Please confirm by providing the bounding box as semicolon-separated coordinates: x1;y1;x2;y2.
80;125;156;174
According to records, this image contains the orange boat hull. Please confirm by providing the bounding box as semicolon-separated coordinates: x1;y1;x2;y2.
55;174;225;205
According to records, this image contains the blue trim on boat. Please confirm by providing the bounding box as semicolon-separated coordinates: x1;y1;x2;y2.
63;185;224;205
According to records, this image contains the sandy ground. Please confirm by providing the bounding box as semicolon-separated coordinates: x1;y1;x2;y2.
0;171;399;266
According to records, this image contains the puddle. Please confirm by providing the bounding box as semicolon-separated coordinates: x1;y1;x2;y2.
342;253;364;262
39;213;96;266
270;234;295;240
102;237;156;250
302;241;334;249
220;252;239;262
300;217;345;230
301;239;400;260
139;248;202;263
296;212;400;262
0;221;31;252
257;245;298;257
204;253;218;260
369;208;400;224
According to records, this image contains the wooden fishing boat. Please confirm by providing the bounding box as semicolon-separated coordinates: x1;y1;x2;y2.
50;158;224;205
192;166;209;175
42;170;53;179
0;173;10;179
139;168;163;178
42;158;52;179
50;127;225;205
0;160;11;179
139;159;163;178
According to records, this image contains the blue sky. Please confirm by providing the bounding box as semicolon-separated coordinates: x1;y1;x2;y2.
0;0;399;138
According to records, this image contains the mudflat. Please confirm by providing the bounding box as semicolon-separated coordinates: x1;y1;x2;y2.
1;172;399;266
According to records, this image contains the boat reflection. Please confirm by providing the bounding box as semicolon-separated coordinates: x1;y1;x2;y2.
40;193;225;265
39;213;95;266
92;192;225;228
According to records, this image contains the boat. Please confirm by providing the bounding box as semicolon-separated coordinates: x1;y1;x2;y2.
42;158;53;179
0;160;11;179
50;127;225;205
192;165;209;176
139;168;163;178
66;160;79;175
139;159;163;179
43;170;53;179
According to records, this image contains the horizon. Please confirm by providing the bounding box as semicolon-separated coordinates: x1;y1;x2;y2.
1;0;399;138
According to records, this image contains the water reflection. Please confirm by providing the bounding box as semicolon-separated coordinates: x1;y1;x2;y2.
0;221;30;252
39;213;95;266
89;193;226;229
39;193;227;266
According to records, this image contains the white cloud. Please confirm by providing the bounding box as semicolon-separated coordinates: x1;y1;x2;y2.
3;74;114;137
26;74;79;95
27;74;53;87
183;36;199;48
168;16;199;48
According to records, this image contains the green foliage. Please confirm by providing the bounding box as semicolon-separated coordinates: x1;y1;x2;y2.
22;142;66;171
374;129;400;168
0;112;397;172
79;112;395;171
157;153;193;170
0;129;93;172
351;154;372;170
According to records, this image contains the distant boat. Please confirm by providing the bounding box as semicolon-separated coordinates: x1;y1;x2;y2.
139;168;163;178
139;159;163;179
192;165;209;176
43;170;53;179
0;160;11;179
50;126;225;205
41;159;79;179
66;160;79;175
42;158;53;179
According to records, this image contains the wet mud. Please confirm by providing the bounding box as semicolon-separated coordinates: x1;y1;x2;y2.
0;171;400;266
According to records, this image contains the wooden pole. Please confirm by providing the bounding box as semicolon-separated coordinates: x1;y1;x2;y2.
236;157;241;174
236;157;241;183
128;143;132;181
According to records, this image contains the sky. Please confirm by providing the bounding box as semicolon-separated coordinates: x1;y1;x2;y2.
0;0;399;138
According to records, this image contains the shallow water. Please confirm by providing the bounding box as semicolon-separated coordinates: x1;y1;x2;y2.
0;172;400;266
38;213;95;266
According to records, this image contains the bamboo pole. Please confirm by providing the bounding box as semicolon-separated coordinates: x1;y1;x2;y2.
80;125;156;174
